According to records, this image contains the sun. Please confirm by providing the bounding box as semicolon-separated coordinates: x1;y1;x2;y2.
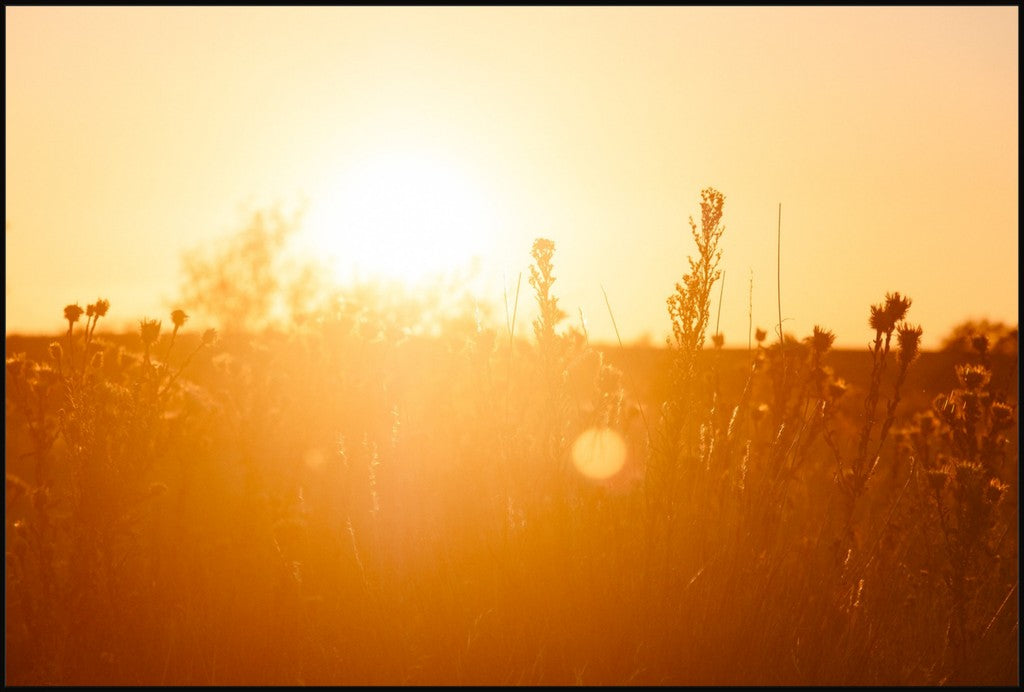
301;150;501;286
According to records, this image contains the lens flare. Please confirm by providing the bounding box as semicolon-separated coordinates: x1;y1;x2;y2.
571;427;627;480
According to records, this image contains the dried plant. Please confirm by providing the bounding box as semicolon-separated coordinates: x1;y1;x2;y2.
5;197;1016;687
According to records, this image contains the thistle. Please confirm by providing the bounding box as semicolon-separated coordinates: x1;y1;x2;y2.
63;304;84;325
165;309;189;361
63;303;84;370
140;318;161;364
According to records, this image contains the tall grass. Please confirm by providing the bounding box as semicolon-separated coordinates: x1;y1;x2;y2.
5;190;1018;685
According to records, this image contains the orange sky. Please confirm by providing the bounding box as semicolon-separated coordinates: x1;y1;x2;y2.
6;6;1018;348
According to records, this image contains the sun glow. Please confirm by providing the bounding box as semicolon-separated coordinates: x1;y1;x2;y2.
302;151;501;286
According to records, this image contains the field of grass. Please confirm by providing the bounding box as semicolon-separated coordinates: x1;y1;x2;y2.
5;190;1018;685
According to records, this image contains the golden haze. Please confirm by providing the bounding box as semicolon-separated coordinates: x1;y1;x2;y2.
5;6;1018;346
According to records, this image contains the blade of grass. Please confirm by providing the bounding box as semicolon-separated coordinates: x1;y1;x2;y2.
601;284;651;446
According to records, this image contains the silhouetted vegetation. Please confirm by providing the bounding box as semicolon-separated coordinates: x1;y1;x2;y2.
942;319;1018;357
5;189;1017;685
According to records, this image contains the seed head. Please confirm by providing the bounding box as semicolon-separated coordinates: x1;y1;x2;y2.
808;325;835;355
868;304;890;334
64;304;84;324
532;237;555;255
990;401;1014;431
201;328;218;346
952;460;984;489
868;292;912;335
985;477;1008;505
94;299;110;317
140;319;162;346
926;469;949;493
955;364;991;391
884;292;912;324
170;309;189;329
754;327;767;343
711;333;724;349
897;323;923;366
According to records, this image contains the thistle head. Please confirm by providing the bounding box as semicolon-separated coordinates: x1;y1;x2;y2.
170;309;189;329
884;292;912;324
869;304;890;334
952;459;984;489
926;468;949;493
990;401;1014;431
64;304;84;325
754;327;767;344
868;292;912;335
955;363;991;391
985;477;1008;506
971;333;990;356
140;318;162;347
897;323;923;366
807;325;835;355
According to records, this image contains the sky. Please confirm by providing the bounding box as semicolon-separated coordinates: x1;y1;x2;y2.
5;6;1018;348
